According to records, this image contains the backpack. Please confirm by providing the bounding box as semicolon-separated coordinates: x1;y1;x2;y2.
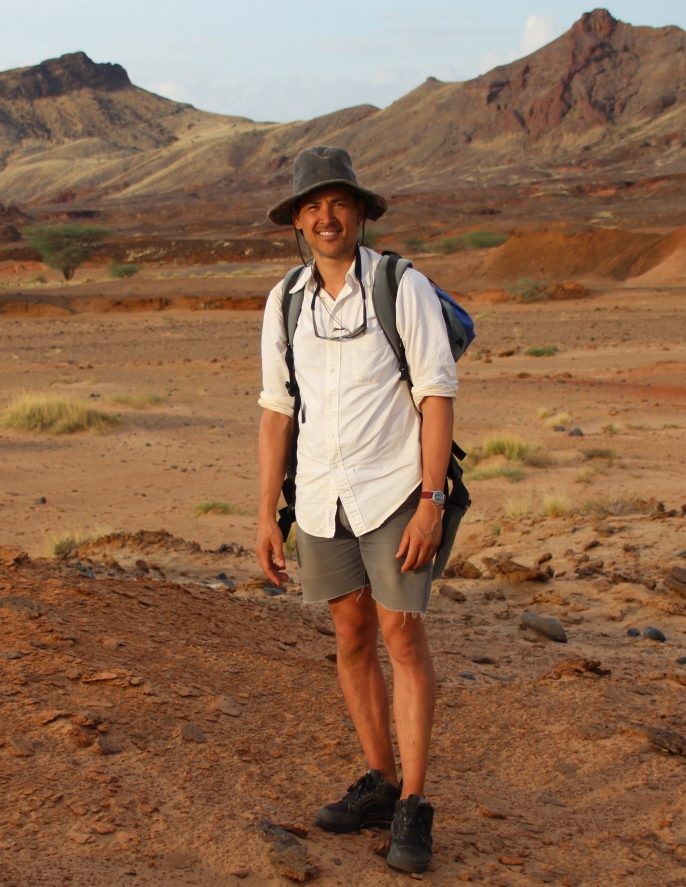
277;251;473;579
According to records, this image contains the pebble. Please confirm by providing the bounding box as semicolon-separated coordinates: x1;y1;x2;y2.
643;627;666;642
263;586;285;596
677;551;686;559
180;723;206;743
216;572;236;590
3;651;26;660
215;697;242;718
676;657;686;666
34;496;47;505
459;672;477;681
568;427;584;437
520;611;568;643
627;628;640;637
439;584;466;603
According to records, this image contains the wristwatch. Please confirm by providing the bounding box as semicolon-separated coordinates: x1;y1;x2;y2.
420;490;446;506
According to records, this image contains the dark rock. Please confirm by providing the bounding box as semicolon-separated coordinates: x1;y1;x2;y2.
677;551;686;559
180;723;206;743
553;425;566;432
520;611;568;643
34;496;47;505
676;656;686;666
459;672;477;681
215;697;242;717
263;585;285;596
216;572;236;590
3;650;26;660
627;628;640;637
439;584;467;602
568;427;584;437
643;626;666;642
0;595;46;617
470;655;496;665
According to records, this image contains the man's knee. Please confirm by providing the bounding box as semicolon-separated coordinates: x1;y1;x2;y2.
330;589;378;663
380;612;430;668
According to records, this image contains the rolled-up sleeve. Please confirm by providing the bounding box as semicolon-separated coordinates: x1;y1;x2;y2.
258;280;295;417
395;268;458;409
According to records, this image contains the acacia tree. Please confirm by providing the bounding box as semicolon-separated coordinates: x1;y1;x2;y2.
24;224;110;281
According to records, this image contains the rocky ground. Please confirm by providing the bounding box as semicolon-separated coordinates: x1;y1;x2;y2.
0;253;685;886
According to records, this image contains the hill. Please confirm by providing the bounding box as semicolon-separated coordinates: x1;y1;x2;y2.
0;10;685;208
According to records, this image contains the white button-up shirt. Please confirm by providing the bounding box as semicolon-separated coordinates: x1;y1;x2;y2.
259;247;457;538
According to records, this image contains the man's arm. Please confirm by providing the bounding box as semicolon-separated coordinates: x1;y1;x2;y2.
396;395;454;573
257;408;294;585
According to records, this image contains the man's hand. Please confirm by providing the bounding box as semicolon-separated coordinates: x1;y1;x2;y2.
257;517;289;586
395;501;443;573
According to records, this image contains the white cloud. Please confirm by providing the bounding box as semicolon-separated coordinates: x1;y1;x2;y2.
520;15;557;55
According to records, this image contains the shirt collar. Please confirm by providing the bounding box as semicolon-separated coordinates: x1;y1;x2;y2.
288;247;375;296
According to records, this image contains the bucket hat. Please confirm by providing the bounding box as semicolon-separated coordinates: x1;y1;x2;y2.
267;146;388;225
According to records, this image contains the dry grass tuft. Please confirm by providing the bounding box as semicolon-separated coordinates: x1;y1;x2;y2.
110;393;162;409
542;493;571;517
194;501;247;516
581;496;656;517
0;395;119;434
481;434;531;462
468;464;525;483
504;498;533;519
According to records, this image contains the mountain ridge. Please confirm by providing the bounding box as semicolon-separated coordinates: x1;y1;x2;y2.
0;9;685;207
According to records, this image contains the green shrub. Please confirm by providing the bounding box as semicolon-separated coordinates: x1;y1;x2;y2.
24;224;110;281
436;231;508;253
508;277;550;303
109;262;140;279
525;346;559;357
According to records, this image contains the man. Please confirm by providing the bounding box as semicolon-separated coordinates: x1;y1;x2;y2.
257;146;456;874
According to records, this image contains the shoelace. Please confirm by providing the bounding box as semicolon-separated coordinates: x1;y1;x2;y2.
346;771;379;798
394;801;432;843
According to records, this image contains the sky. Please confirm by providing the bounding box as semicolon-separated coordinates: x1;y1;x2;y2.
3;1;685;122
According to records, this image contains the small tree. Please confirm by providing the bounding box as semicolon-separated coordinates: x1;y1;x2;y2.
24;224;110;281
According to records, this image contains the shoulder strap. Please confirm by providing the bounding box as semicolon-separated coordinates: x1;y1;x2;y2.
281;265;306;398
372;252;413;383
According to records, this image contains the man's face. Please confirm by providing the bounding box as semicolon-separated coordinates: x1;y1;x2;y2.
292;186;364;263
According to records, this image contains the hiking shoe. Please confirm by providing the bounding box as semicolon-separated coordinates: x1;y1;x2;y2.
386;795;434;873
314;770;401;833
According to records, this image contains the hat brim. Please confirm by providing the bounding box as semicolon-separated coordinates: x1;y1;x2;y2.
267;179;388;226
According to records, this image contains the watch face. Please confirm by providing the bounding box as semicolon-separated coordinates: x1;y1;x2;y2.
432;491;446;506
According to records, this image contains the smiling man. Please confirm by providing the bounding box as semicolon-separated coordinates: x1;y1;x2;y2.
257;146;457;874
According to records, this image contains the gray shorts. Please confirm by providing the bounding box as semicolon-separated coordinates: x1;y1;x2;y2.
296;488;432;614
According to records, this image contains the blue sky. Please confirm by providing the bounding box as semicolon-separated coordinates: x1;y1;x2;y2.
3;2;685;121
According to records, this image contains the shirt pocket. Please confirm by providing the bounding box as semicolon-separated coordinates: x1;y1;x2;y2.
351;319;394;384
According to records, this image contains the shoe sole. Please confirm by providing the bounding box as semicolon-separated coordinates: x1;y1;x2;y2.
386;845;431;873
314;813;393;833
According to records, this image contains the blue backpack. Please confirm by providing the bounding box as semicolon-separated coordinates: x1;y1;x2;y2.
278;251;474;578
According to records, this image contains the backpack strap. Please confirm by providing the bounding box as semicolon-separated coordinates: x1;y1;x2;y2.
282;265;306;399
373;252;414;385
277;265;306;539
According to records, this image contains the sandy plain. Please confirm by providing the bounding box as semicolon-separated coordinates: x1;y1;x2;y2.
0;249;685;886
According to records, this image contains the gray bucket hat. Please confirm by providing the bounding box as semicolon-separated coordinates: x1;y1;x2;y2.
267;146;388;225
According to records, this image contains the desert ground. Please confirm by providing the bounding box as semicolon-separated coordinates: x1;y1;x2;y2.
1;243;685;886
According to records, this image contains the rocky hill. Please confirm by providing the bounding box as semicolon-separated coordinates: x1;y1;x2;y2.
0;10;685;206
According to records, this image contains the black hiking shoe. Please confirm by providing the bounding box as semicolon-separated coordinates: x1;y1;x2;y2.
386;795;434;873
314;770;401;833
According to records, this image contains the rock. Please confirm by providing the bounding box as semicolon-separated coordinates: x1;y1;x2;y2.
34;496;47;505
216;572;237;590
470;655;496;665
439;584;466;602
180;723;206;743
630;725;686;757
443;558;482;580
257;821;318;883
665;566;686;597
459;672;477;681
552;659;610;678
627;628;640;637
263;585;285;596
536;552;553;565
676;657;686;666
3;650;26;660
7;736;34;757
568;427;584;437
643;626;666;642
483;555;553;583
520;611;568;643
500;854;526;866
165;852;196;870
75;561;95;578
96;734;123;755
677;551;686;559
0;595;45;617
102;638;122;650
215;697;242;717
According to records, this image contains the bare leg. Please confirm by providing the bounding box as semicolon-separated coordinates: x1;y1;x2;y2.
377;605;435;798
329;589;398;786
